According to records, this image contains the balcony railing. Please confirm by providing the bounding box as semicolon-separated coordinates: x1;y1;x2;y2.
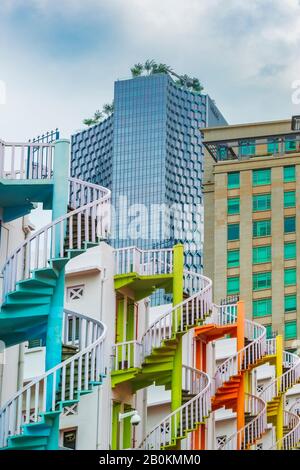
114;247;173;276
112;341;143;371
204;132;300;162
0;141;55;180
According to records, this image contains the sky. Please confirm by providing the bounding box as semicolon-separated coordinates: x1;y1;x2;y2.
1;0;300;143
2;0;300;230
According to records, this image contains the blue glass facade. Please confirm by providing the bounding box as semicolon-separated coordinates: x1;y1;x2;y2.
112;75;167;248
71;74;227;298
72;115;113;189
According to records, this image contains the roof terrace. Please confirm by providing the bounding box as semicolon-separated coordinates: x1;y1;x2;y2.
202;116;300;162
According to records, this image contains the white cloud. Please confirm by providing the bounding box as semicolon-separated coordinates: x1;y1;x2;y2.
1;0;300;144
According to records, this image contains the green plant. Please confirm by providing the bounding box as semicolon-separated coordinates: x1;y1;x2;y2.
83;103;113;127
130;63;144;77
103;102;114;116
129;60;203;93
144;59;155;75
84;62;204;126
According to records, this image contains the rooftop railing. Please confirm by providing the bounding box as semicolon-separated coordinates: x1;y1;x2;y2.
204;132;300;162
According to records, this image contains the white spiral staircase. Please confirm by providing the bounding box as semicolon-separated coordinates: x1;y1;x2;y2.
0;140;111;449
260;348;300;450
0;309;107;449
215;319;267;450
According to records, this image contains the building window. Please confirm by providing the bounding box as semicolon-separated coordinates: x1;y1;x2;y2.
67;285;84;301
227;172;240;189
253;220;271;238
284;191;296;208
28;338;43;349
218;146;228;160
285;294;297;312
227;276;240;294
62;428;77;450
285;321;297;340
253;168;271;186
239;140;255;157
284;216;296;233
253;194;271;212
228;223;240;241
284;268;296;286
285;136;297;152
283;165;295;182
228;197;240;215
267;138;279;154
284;242;296;260
265;325;273;339
253;298;272;317
227;249;240;268
253;272;271;291
253;245;271;264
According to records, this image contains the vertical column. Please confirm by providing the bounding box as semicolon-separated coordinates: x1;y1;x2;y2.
116;297;125;367
126;301;135;368
236;301;245;449
111;402;121;450
272;167;284;336
276;335;284;448
239;170;252;319
171;244;184;448
295;164;300;346
45;140;70;412
193;339;207;449
213;173;227;302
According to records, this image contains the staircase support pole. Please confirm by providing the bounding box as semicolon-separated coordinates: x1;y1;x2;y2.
171;244;184;448
193;340;207;449
236;301;245;449
45;140;70;416
275;335;283;449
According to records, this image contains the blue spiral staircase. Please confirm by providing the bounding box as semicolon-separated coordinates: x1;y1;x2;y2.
0;138;110;449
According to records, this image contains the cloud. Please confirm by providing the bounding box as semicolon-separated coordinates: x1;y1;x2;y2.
0;0;300;144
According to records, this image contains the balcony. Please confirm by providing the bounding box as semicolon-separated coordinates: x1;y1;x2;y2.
0;140;55;221
204;132;300;162
112;340;143;372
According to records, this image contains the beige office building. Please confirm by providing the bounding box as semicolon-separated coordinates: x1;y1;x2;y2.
202;118;300;350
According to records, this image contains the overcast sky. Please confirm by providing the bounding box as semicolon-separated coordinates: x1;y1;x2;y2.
1;0;300;143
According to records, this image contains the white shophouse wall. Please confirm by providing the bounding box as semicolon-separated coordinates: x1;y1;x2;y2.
21;242;146;449
0;216;32;406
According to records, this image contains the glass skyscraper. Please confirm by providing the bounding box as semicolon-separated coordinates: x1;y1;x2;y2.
71;73;227;286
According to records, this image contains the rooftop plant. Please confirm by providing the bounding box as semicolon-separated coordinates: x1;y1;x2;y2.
130;60;203;93
83;61;203;126
83;101;114;126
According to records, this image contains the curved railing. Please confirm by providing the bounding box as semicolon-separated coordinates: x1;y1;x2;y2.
114;256;213;450
214;320;266;391
218;394;267;450
139;366;211;449
260;351;300;404
142;271;212;359
208;303;238;326
269;410;300;450
0;310;107;448
2;177;111;299
211;315;267;450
